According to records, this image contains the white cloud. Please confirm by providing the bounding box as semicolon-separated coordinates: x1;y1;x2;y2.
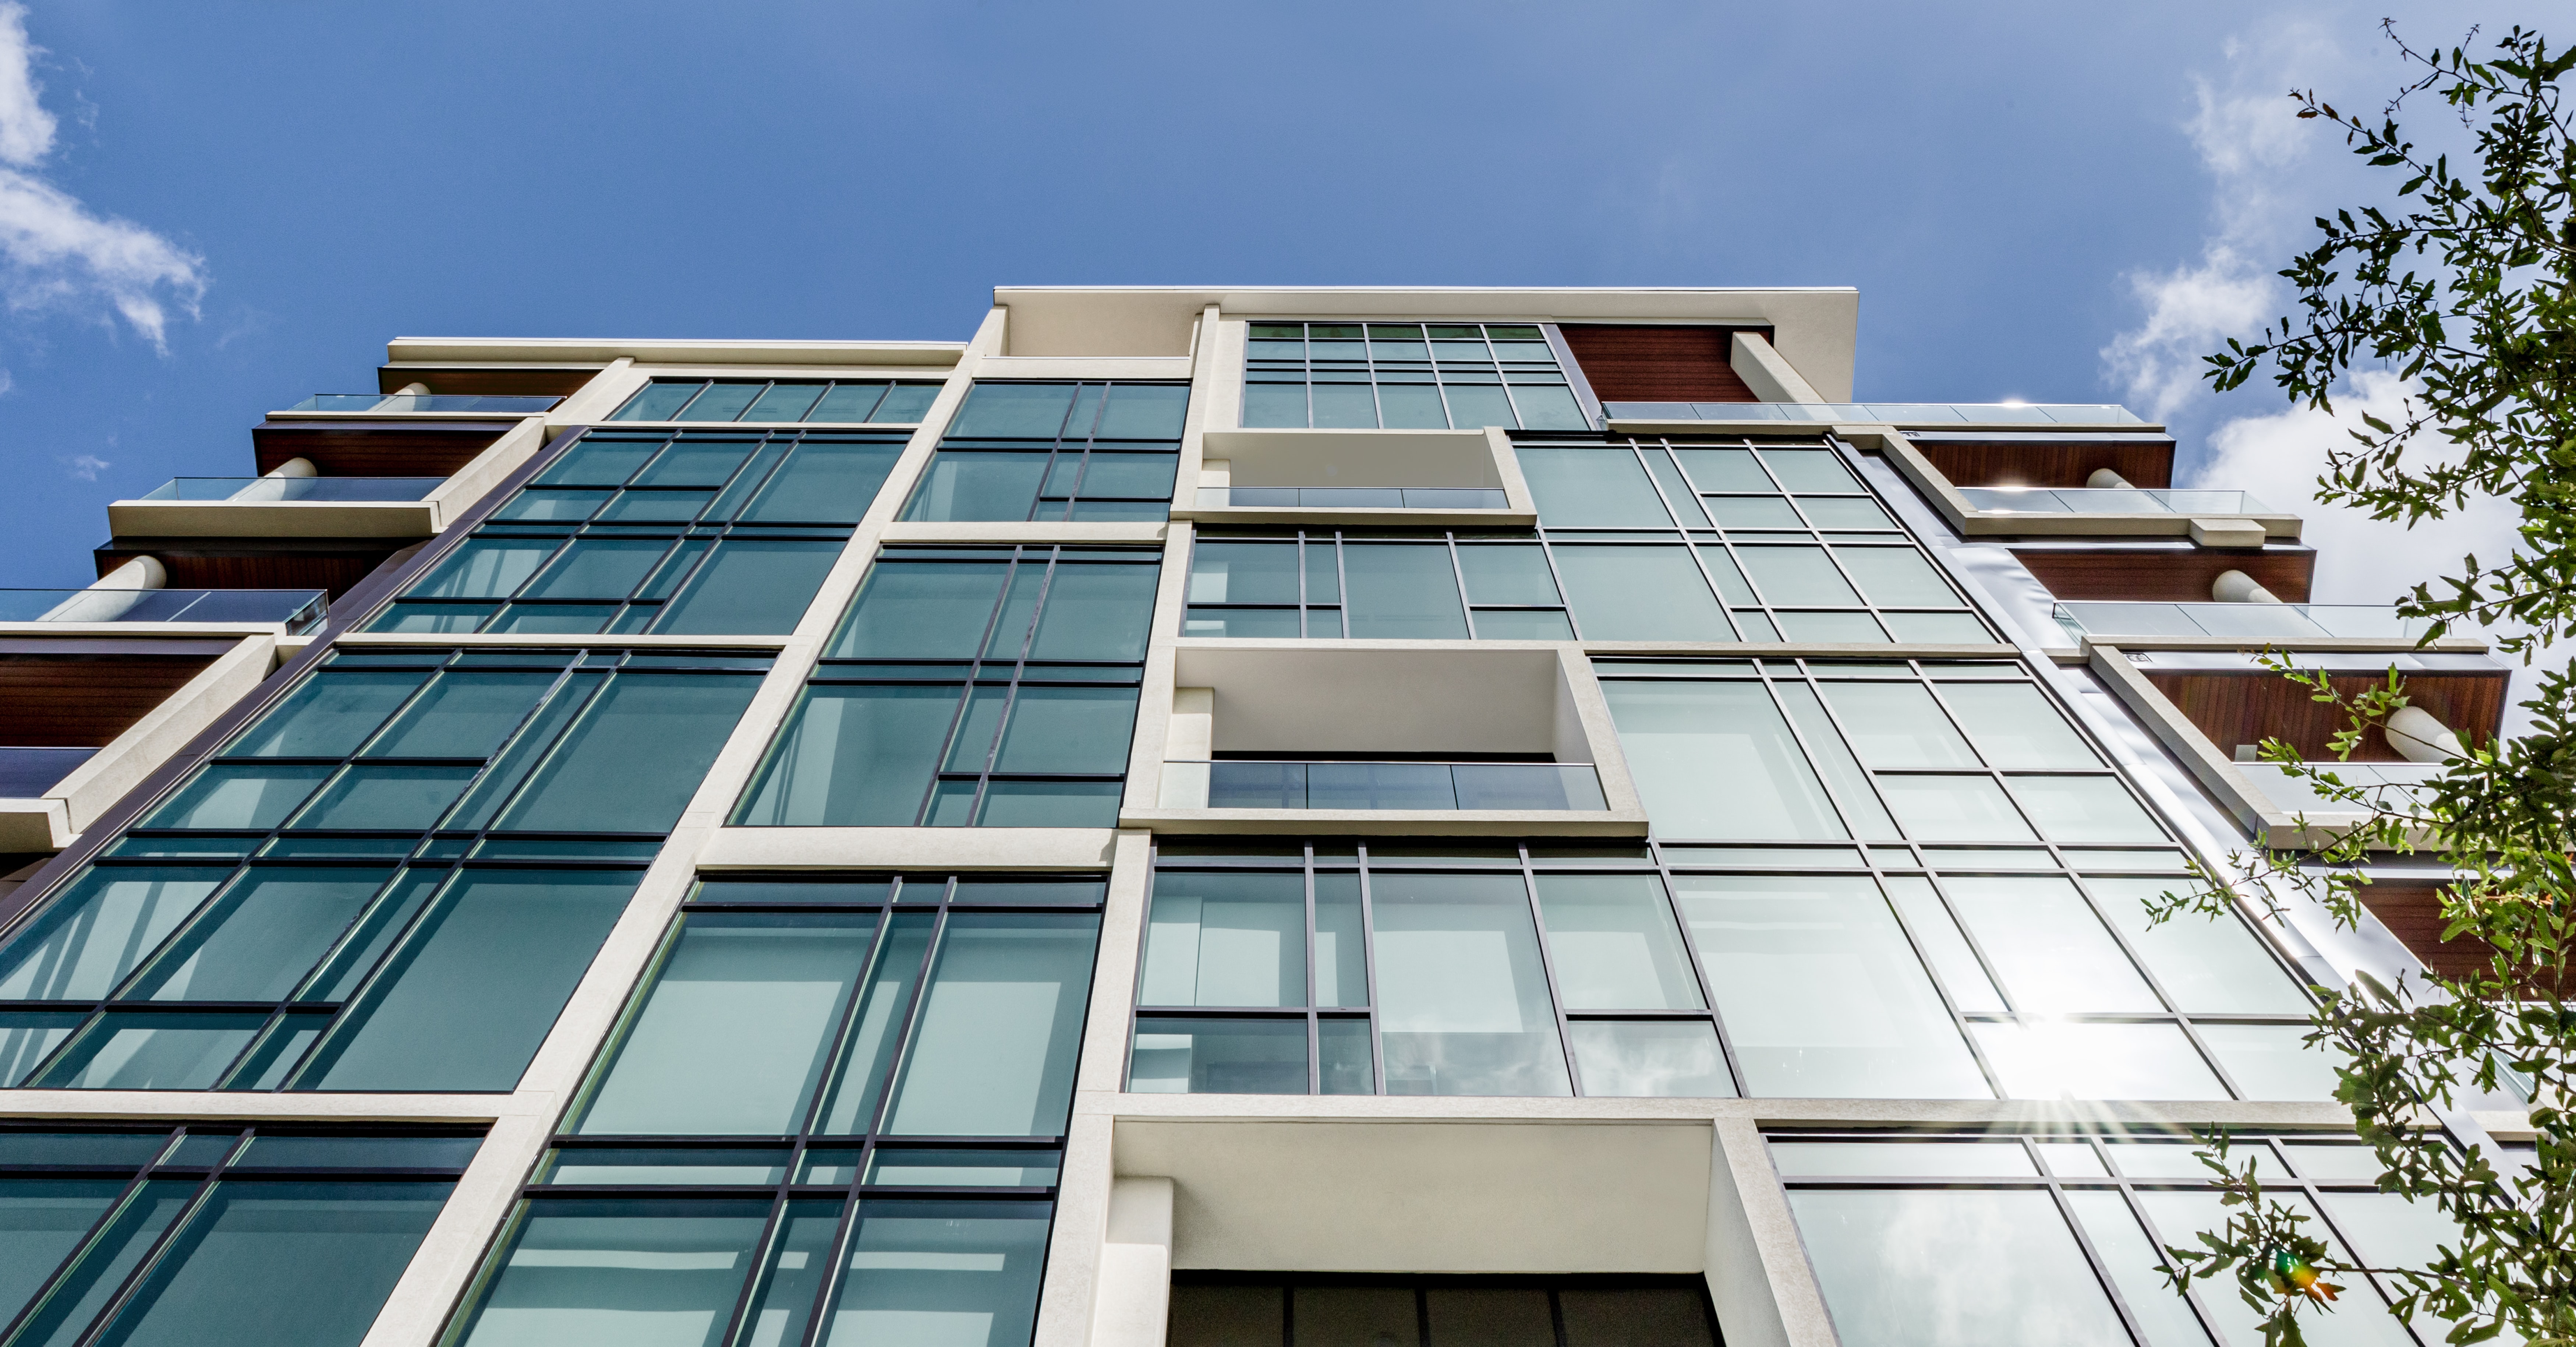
61;451;105;480
0;3;202;350
0;366;12;395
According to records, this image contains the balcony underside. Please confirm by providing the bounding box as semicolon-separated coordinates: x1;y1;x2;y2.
2012;542;2315;603
251;418;516;476
375;364;601;396
1907;431;2175;489
96;538;411;598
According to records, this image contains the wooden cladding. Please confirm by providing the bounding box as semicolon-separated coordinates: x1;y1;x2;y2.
252;419;510;477
1908;434;2176;489
1557;325;1768;403
2149;667;2508;760
2353;881;2569;996
0;639;230;747
96;542;409;598
2012;546;2315;603
376;366;599;396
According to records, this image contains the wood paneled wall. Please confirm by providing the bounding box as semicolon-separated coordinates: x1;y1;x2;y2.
1558;325;1768;403
2149;667;2508;759
96;543;406;598
252;420;510;476
2013;547;2316;602
1909;436;2176;489
0;642;228;746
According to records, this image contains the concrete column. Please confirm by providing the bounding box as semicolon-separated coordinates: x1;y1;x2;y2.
1729;332;1825;404
1158;689;1214;808
36;555;166;622
265;456;319;479
2387;706;2463;762
395;381;432;396
2085;468;2133;489
1704;1119;1837;1347
2211;569;2282;604
92;556;167;590
1090;1177;1175;1347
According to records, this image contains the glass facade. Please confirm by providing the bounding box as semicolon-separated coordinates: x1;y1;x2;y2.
1242;323;1589;431
0;647;765;1092
902;382;1187;522
1775;1132;2450;1347
371;428;903;635
739;545;1157;828
608;378;942;424
0;1124;477;1347
446;874;1097;1347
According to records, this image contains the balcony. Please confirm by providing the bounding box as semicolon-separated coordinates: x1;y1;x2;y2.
1960;487;2270;515
0;746;97;797
1605;401;2148;428
2238;760;2441;816
141;476;442;503
2055;602;2428;643
0;588;326;632
1198;487;1508;509
0;635;275;850
284;393;561;414
1160;759;1607;811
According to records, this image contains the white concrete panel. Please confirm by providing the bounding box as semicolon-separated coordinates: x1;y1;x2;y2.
697;826;1121;870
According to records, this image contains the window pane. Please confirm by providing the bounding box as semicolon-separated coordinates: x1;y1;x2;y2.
884;914;1100;1136
743;440;902;523
128;867;389;1002
1519;449;1669;526
1510;384;1588;431
740;685;961;826
1190;543;1300;607
992;686;1139;774
362;672;556;759
1770;684;1901;840
1456;544;1561;606
410;539;556;600
1141;871;1308;1007
1941;876;2161;1013
820;1200;1052;1347
518;539;668;601
874;386;940;423
2082;879;2309;1014
0;868;226;1000
228;672;428;758
2009;776;2165;844
1673;875;1989;1097
1242;384;1308;428
1970;1021;2226;1099
677;384;760;421
1938;684;2096;769
2056;1190;2215;1347
832;562;1009;658
611;384;703;422
815;913;935;1135
577;913;877;1135
539;437;664;484
456;1198;772;1347
1835;548;1960;607
1377;383;1449;429
1369;872;1571;1097
1554;546;1729;641
1566;1020;1733;1097
1029;564;1159;660
306;870;640;1091
1441;384;1515;431
1738;547;1862;606
1878;876;2004;1012
1532;873;1701;1009
1817;683;1977;768
290;765;478;830
1310;382;1379;429
497;675;761;832
36;1013;267;1089
0;1178;124;1325
951;383;1075;437
1129;1016;1308;1094
2131;1191;2413;1347
1759;449;1861;492
811;384;888;421
743;382;826;422
1343;544;1469;639
635;439;759;488
1601;681;1845;840
1878;776;2035;841
140;765;331;830
905;452;1048;521
89;1181;452;1347
653;540;840;634
2196;1023;2345;1101
1790;1188;2131;1347
1470;609;1576;640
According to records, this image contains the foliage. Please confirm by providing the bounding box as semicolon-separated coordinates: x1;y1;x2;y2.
2155;22;2576;1346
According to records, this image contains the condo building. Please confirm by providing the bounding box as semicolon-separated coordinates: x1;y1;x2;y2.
0;287;2522;1347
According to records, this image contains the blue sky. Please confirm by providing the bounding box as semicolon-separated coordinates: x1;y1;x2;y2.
0;0;2505;596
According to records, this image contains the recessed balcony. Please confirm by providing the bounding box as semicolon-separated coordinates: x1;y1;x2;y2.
141;476;443;502
0;588;326;633
1159;759;1608;811
0;635;276;850
111;475;445;542
1961;487;2267;515
1174;428;1536;525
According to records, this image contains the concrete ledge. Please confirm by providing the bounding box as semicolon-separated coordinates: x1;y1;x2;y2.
697;826;1121;871
1956;511;2303;541
1120;807;1649;836
879;522;1168;545
2078;634;2487;655
972;356;1196;381
1090;1090;2355;1129
389;337;965;367
2189;516;2273;548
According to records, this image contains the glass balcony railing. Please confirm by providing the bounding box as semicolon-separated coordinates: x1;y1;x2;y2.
139;477;444;503
2054;602;2429;641
1196;487;1510;509
0;746;98;797
1604;401;2146;426
285;393;561;414
1161;760;1608;811
0;588;327;631
2242;761;2441;815
1959;487;2274;515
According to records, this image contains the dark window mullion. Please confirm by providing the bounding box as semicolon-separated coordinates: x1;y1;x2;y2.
794;909;904;1140
854;905;953;1138
1355;853;1385;1094
0;1140;168;1345
1650;867;1747;1095
2032;1164;2162;1347
63;1160;229;1347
